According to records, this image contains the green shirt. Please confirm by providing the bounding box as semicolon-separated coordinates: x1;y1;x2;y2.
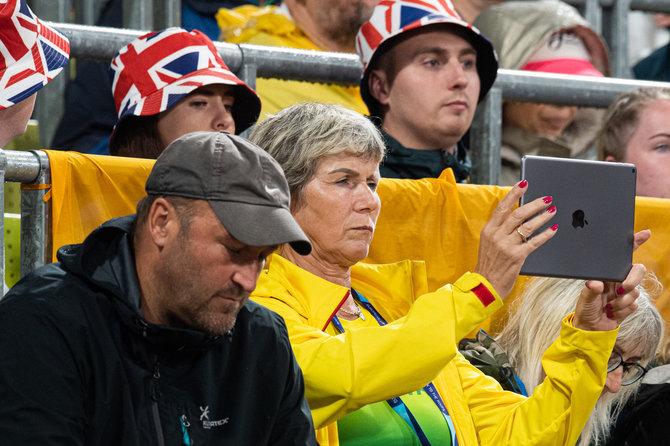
335;311;452;446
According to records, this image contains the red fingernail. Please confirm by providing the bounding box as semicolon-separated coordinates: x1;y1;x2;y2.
607;312;614;319
546;205;556;213
617;286;626;295
519;179;528;188
605;303;612;311
543;196;552;203
551;224;558;231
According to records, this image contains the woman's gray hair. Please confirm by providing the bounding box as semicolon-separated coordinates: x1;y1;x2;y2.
496;275;664;446
249;103;386;208
598;87;670;161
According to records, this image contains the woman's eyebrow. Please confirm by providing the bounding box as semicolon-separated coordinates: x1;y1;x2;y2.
328;168;359;176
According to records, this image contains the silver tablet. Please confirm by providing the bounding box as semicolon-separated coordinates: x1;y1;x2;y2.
519;155;637;282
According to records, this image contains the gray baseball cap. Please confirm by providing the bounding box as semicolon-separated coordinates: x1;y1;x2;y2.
145;131;312;255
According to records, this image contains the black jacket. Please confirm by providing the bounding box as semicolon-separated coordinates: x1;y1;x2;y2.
0;215;316;445
378;128;472;182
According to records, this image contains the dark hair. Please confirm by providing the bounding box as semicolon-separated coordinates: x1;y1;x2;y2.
110;115;166;159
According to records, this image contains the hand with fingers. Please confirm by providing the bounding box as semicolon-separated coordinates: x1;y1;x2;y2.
474;179;558;299
573;263;647;331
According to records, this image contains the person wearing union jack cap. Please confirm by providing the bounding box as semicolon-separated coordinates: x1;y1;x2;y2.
108;27;261;159
0;0;70;147
355;0;498;181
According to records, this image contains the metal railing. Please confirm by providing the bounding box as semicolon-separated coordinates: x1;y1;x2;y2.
55;22;670;184
28;0;670;149
0;150;50;283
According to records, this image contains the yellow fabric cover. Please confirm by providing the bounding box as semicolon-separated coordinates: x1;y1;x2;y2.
45;150;154;260
44;153;670;332
215;6;369;118
252;253;617;446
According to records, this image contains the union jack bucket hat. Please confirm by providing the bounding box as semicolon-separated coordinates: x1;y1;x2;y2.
356;0;498;114
110;27;260;136
0;0;70;110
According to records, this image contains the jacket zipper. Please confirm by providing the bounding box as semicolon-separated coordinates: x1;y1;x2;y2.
150;360;166;446
180;414;193;446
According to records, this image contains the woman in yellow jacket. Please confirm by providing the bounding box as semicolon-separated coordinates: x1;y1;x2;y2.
249;102;645;446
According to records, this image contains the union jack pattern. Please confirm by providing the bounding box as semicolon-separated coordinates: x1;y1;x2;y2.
0;0;70;109
110;27;257;126
356;0;498;108
356;0;471;73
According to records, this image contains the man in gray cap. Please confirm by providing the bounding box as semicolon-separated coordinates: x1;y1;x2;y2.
0;131;317;445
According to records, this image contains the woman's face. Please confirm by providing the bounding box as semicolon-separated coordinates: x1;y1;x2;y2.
603;346;645;394
0;93;36;147
291;152;381;268
618;99;670;198
504;102;578;138
156;84;236;148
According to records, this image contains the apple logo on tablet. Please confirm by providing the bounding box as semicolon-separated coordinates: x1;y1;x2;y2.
572;209;588;229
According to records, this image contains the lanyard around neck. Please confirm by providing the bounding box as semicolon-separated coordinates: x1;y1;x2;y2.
332;289;459;446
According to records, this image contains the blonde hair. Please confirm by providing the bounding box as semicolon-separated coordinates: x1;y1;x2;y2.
249;103;385;208
497;276;664;445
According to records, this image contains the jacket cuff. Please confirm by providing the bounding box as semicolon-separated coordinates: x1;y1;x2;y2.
560;313;619;353
454;272;502;308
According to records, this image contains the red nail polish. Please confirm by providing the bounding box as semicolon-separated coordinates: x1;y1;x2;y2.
519;179;527;188
543;196;552;203
607;312;614;319
551;224;558;231
617;286;626;295
605;303;612;311
546;205;556;213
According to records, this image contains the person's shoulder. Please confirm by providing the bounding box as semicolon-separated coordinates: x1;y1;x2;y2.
0;262;110;322
241;300;289;334
218;5;304;46
237;301;294;357
633;43;670;82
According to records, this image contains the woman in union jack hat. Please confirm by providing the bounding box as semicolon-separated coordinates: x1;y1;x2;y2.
108;27;260;159
0;0;70;147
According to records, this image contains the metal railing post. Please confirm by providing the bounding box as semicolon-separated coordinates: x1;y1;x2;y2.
237;46;258;139
0;151;6;285
154;0;181;29
470;88;502;185
584;0;603;33
31;0;70;148
123;0;153;29
611;0;632;78
20;151;51;277
74;0;101;25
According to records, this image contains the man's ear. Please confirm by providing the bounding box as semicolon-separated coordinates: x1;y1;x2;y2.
368;69;392;106
146;198;179;248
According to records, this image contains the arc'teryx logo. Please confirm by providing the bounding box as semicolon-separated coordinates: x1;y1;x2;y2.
199;405;229;429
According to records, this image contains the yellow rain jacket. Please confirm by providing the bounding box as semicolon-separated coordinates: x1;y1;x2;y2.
252;254;618;446
216;5;368;118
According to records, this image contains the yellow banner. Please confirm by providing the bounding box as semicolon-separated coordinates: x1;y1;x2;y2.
45;153;670;333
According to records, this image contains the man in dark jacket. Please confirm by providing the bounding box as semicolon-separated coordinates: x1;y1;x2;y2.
0;131;318;445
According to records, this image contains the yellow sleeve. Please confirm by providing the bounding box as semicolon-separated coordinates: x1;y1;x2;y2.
253;272;502;429
458;315;617;445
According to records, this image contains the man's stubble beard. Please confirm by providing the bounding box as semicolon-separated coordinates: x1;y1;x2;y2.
156;234;248;336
